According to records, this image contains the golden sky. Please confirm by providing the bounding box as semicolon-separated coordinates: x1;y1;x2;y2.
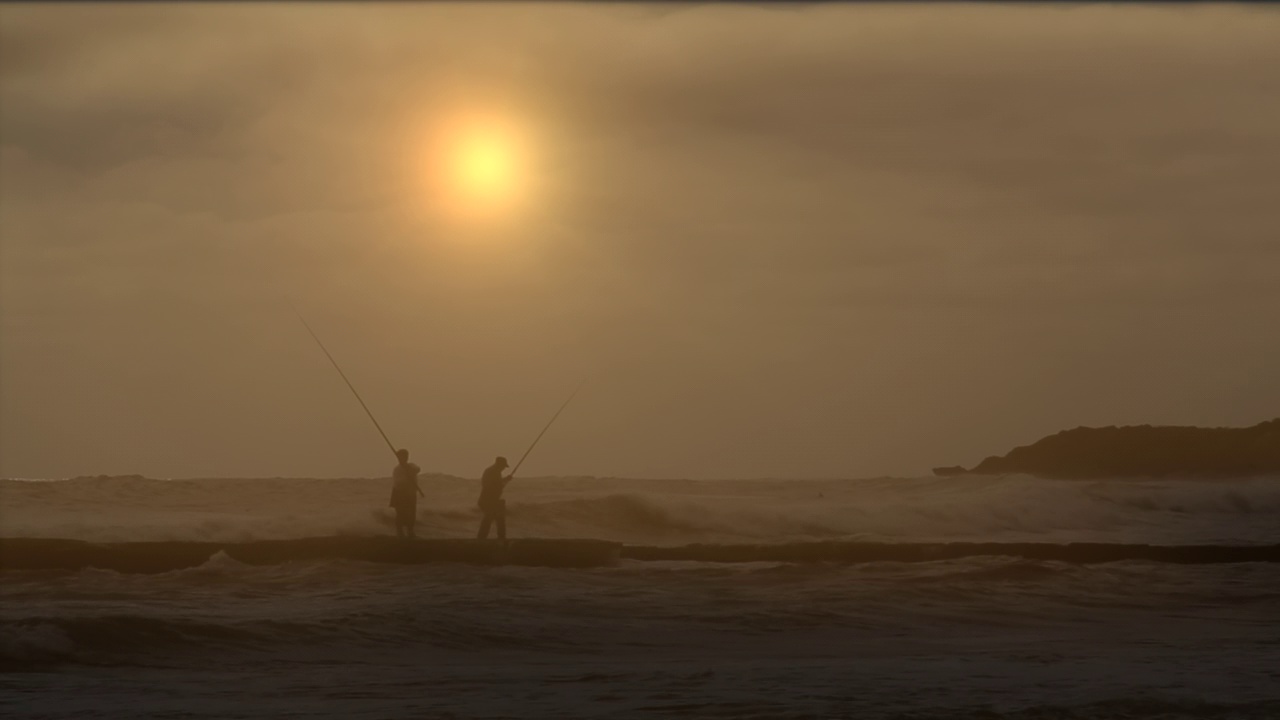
2;4;1278;479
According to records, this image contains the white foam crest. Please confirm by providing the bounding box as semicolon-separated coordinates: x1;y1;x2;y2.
2;474;1276;545
0;621;77;665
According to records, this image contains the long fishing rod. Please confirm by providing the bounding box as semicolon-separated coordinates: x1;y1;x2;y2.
291;304;398;459
508;380;587;478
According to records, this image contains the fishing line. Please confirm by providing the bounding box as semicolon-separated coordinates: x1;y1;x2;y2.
289;300;399;459
509;378;588;478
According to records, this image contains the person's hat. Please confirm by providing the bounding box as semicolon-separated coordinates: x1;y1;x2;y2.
396;448;409;460
495;456;509;468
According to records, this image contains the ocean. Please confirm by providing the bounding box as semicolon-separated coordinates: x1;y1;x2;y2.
2;474;1278;719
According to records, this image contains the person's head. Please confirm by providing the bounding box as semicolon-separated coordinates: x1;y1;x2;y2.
494;456;509;470
396;449;409;463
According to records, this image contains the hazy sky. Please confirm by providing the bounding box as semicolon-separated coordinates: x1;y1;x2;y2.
2;4;1278;480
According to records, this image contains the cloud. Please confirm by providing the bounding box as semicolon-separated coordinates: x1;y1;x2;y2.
2;4;1279;478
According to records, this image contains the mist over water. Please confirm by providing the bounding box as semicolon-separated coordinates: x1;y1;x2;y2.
4;475;1279;718
3;473;1277;546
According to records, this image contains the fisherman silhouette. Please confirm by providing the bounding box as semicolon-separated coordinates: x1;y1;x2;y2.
477;455;512;541
389;449;423;539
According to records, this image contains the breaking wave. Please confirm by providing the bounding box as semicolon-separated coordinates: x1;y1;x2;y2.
2;473;1278;546
3;536;1277;574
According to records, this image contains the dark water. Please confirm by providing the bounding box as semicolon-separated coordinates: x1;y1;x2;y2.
3;475;1279;718
5;555;1280;719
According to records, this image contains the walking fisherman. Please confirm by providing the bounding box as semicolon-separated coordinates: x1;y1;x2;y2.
477;456;513;541
389;449;424;539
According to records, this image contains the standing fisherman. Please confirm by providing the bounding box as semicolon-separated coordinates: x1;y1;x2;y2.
291;307;422;538
390;449;424;539
476;456;512;541
473;382;585;541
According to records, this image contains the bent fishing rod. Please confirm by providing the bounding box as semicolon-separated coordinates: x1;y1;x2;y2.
508;379;587;479
291;304;399;459
292;302;587;477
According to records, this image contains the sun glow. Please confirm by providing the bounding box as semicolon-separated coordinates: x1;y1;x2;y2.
426;111;530;223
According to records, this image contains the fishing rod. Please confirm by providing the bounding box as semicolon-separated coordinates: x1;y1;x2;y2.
291;304;399;459
508;379;587;478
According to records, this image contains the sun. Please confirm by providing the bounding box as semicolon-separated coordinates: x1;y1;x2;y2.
458;133;513;195
428;113;529;222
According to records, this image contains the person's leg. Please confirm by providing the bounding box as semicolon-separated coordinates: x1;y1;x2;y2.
477;513;491;540
495;503;506;541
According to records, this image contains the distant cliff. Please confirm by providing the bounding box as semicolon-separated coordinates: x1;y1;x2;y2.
935;419;1280;479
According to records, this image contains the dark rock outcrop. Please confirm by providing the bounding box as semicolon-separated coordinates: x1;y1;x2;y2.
937;418;1279;479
